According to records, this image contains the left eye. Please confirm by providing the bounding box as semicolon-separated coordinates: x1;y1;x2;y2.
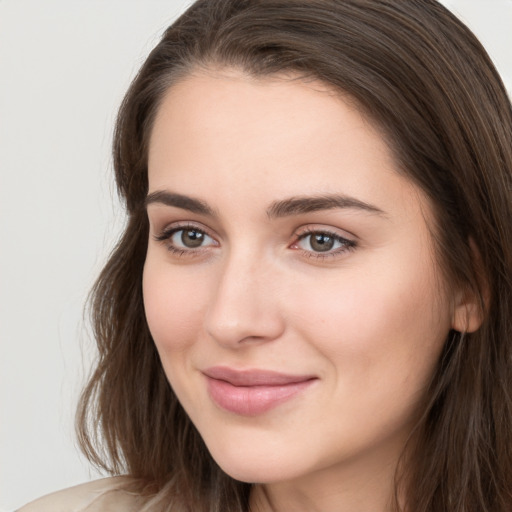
169;228;215;249
296;231;354;253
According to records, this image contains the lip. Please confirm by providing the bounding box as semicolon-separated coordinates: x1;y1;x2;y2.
202;366;317;416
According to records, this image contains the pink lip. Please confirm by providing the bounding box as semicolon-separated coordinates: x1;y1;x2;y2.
202;366;317;416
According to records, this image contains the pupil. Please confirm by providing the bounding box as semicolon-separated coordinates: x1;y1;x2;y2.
182;229;204;248
311;233;334;252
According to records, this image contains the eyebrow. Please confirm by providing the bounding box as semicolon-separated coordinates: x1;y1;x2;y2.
267;194;386;218
145;190;216;216
145;190;385;218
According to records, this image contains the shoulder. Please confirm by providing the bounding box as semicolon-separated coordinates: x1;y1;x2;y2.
16;476;141;512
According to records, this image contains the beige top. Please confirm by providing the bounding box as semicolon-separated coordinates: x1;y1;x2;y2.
16;477;141;512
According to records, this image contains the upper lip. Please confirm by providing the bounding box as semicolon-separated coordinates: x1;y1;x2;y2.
202;366;317;386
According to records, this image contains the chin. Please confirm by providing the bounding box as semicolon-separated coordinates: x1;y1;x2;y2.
204;436;308;484
215;459;291;484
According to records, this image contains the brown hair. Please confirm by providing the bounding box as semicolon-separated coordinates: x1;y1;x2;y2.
77;1;512;510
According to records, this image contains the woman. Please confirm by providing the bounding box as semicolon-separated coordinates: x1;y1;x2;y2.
19;0;512;511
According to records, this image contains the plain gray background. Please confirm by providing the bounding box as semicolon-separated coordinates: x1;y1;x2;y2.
1;1;511;510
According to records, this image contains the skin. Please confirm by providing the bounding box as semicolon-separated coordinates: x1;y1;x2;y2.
143;69;476;512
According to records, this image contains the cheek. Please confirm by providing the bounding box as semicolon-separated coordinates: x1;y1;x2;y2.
289;259;451;380
142;258;208;353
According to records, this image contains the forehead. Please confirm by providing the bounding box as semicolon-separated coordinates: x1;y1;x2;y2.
148;68;378;152
147;68;428;223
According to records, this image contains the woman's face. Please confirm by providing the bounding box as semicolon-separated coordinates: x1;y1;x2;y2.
143;69;460;487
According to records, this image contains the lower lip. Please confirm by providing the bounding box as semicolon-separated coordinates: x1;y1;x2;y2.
205;377;315;416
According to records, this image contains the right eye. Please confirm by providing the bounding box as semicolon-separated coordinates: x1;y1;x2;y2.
155;225;218;254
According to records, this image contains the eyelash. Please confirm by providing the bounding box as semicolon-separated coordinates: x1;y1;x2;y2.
292;228;357;260
154;223;217;258
153;224;357;260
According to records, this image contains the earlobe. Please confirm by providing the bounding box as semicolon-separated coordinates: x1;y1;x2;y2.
451;293;484;333
451;239;488;333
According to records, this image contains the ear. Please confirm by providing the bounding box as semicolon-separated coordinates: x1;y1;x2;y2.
451;239;488;333
451;288;484;333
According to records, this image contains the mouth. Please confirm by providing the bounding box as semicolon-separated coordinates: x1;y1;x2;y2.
202;366;317;416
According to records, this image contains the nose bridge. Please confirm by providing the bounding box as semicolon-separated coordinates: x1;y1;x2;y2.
205;245;284;346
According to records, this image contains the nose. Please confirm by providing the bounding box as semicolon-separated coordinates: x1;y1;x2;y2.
204;250;286;347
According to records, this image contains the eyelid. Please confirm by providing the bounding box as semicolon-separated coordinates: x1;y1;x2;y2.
293;223;357;242
290;225;358;259
153;221;220;258
153;221;216;241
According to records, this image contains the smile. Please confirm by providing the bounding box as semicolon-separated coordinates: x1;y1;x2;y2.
202;366;317;416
